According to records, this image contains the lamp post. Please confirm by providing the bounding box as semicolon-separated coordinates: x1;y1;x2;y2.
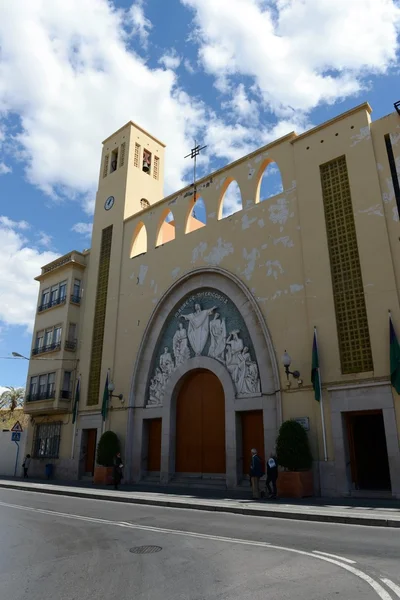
282;351;302;388
108;381;124;403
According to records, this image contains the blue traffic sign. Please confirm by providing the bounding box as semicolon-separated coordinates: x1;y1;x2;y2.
11;432;21;442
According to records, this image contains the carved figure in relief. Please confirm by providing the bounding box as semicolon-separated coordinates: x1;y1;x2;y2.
149;368;164;405
225;330;244;382
173;323;191;366
160;346;174;379
208;312;226;362
236;347;261;394
180;303;216;356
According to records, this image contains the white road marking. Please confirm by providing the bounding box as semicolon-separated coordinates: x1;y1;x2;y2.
0;500;394;600
382;579;400;598
313;550;356;564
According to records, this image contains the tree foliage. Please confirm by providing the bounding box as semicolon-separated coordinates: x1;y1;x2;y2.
276;419;313;471
96;430;120;467
0;387;25;412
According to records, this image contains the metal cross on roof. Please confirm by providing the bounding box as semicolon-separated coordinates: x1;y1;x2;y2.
184;140;207;204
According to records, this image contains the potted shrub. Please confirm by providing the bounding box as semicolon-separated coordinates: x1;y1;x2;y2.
93;430;120;485
276;419;313;498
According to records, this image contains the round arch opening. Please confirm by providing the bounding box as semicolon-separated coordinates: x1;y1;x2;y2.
175;369;226;476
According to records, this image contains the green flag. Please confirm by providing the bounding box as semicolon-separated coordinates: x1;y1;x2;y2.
390;315;400;394
311;329;321;402
101;370;109;422
72;377;80;424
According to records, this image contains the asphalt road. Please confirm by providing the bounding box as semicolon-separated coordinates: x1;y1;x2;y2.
1;488;399;600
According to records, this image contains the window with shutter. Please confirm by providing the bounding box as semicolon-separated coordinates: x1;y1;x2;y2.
134;143;140;168
119;142;126;167
153;156;159;180
103;154;109;178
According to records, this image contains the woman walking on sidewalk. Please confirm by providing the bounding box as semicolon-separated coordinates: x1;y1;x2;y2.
22;454;31;479
113;452;123;490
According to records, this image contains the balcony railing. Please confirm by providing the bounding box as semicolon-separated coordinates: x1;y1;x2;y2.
37;295;67;313
26;388;56;402
32;341;62;356
60;390;72;400
64;339;77;351
70;294;81;305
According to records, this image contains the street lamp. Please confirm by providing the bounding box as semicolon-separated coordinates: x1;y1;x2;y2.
12;352;27;359
108;381;124;402
282;350;302;388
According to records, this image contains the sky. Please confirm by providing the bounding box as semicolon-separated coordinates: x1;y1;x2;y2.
0;0;400;392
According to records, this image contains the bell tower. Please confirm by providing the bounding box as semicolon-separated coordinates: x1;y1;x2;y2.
81;122;166;408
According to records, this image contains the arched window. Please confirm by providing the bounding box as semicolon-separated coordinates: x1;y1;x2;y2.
257;161;283;203
219;180;243;219
130;222;147;258
156;209;175;247
186;196;206;233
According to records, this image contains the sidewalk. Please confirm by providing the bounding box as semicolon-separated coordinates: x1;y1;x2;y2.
0;477;399;528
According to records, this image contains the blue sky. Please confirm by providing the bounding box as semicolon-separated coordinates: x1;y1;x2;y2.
1;0;400;392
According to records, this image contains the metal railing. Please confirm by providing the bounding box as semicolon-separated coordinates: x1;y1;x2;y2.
60;390;72;400
37;295;67;313
31;341;62;356
70;294;81;304
26;388;56;402
64;339;77;351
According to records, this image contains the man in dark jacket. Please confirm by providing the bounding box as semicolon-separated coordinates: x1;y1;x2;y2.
113;452;123;490
249;448;264;499
266;452;278;499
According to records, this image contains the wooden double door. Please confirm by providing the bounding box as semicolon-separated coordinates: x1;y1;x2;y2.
175;370;226;474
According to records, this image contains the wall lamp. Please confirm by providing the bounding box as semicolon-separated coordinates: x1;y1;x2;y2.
108;381;124;403
282;351;303;388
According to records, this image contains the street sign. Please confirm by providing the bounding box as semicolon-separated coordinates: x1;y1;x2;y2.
295;417;310;431
11;421;23;433
11;432;21;442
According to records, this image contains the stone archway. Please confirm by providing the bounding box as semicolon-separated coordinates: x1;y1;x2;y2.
126;268;281;487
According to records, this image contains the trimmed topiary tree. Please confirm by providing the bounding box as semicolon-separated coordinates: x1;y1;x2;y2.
276;420;312;471
96;431;120;467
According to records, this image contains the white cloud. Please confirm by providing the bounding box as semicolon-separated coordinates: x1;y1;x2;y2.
36;231;53;248
159;50;181;70
0;0;209;211
0;162;12;175
72;222;93;237
182;0;400;115
0;216;30;230
129;0;152;47
0;218;58;331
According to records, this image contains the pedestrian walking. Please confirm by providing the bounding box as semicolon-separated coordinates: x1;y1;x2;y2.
113;452;123;490
249;448;264;499
22;454;31;479
266;452;278;499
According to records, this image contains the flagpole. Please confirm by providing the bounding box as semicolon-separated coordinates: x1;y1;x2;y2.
315;327;328;462
101;369;110;435
71;374;81;460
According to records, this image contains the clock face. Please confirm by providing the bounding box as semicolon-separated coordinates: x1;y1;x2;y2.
104;196;115;211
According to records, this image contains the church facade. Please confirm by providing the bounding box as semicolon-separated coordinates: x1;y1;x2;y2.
23;102;400;498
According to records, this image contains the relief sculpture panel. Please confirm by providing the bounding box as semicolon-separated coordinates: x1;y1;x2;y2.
147;288;260;405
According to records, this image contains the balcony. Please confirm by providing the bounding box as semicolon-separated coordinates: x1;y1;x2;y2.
26;388;56;402
32;341;62;356
70;294;81;305
37;295;67;313
64;339;77;351
60;390;72;400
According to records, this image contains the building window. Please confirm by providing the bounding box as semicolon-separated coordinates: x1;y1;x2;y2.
153;156;159;180
142;149;151;174
88;225;113;405
65;323;77;351
32;422;62;458
71;279;81;304
119;142;126;168
134;143;140;168
110;148;118;173
33;326;62;355
103;154;109;178
61;371;72;399
38;281;67;312
28;373;56;401
320;155;373;374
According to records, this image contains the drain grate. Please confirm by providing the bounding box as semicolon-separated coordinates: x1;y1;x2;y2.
129;545;162;555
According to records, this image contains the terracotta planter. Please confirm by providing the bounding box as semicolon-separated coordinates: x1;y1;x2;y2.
93;466;114;485
277;470;313;498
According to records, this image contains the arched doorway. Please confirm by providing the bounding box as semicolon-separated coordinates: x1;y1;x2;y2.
175;370;226;475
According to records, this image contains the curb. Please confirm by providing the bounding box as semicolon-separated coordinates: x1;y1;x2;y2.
0;482;398;528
